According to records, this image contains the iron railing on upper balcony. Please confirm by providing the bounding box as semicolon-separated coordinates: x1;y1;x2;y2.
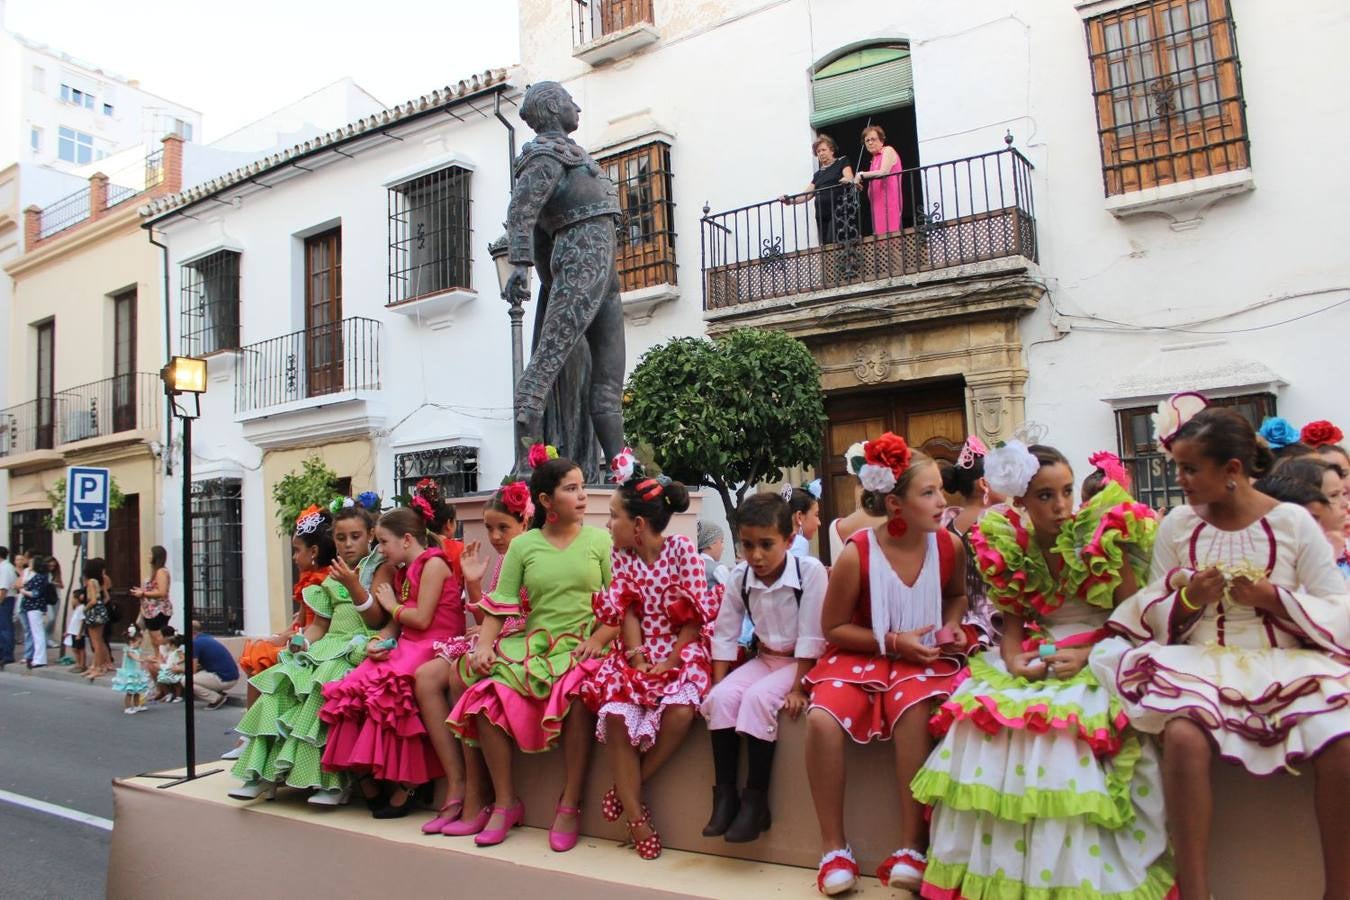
38;187;92;239
145;148;165;189
0;398;59;456
235;316;382;415
700;146;1037;310
55;373;160;443
571;0;653;47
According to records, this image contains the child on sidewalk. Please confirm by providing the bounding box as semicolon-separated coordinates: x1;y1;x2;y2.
157;632;185;702
63;592;87;672
700;492;827;843
112;625;152;714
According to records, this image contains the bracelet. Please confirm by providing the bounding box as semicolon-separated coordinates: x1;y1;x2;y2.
392;604;404;623
352;594;374;613
1179;587;1199;612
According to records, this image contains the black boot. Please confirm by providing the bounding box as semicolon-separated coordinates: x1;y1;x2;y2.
723;787;771;842
701;785;740;837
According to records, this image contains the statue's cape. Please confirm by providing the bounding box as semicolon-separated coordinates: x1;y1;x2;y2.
513;132;596;178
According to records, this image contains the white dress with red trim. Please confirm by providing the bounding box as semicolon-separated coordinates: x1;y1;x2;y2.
578;534;721;749
805;528;973;744
1099;503;1350;776
912;482;1175;900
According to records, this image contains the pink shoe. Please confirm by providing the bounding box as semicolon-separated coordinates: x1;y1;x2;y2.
473;800;525;846
420;799;464;835
441;805;492;836
548;800;582;852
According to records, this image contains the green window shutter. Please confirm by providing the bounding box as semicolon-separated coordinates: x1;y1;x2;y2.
811;46;913;128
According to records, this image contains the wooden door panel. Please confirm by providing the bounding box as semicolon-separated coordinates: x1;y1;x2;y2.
904;408;965;464
304;229;343;397
106;494;141;625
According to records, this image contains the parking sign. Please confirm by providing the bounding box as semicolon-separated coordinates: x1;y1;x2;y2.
65;466;111;532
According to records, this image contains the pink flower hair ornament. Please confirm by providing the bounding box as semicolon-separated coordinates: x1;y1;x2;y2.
1088;450;1131;490
410;494;435;524
527;442;559;470
1151;391;1209;454
610;447;637;483
498;481;534;521
956;435;989;470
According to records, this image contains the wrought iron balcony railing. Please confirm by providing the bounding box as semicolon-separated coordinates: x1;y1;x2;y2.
56;373;160;443
571;0;653;47
700;147;1037;311
235;316;382;415
0;398;59;456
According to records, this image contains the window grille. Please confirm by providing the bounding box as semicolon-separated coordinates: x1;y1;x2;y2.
387;167;472;304
1115;392;1274;511
1085;0;1249;196
598;142;676;292
9;510;52;558
394;446;478;501
191;478;244;634
180;251;241;356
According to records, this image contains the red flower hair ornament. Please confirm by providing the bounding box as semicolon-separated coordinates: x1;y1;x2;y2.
498;481;534;520
1301;420;1344;448
859;433;912;493
1088;450;1131;490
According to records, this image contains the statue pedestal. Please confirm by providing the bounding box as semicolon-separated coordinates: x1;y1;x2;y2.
449;486;703;551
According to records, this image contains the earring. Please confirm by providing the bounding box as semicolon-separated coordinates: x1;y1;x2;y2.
886;514;908;538
982;488;991;506
1226;480;1237;491
546;510;559;524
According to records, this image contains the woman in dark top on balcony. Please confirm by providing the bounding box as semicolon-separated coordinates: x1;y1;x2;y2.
781;135;854;244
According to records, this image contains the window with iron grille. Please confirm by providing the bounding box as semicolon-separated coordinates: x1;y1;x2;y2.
9;510;52;558
1085;0;1249;196
1115;392;1275;511
598;142;676;292
394;446;478;502
180;251;241;356
191;478;244;634
388;167;472;304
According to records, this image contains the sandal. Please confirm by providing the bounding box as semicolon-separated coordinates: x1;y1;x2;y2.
601;784;623;822
817;847;859;896
421;798;464;834
626;809;661;861
877;847;927;891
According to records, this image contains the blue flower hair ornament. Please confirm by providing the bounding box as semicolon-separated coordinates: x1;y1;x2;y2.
1258;416;1300;450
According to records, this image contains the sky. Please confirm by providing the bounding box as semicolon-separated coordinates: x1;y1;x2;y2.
5;0;521;141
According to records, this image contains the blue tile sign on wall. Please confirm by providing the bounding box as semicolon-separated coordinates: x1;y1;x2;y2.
65;466;111;532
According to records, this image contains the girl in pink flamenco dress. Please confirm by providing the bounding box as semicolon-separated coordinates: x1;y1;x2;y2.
319;506;466;818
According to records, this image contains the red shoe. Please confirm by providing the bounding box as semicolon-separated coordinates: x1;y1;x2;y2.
817;848;859;895
627;809;661;861
877;847;927;891
473;800;525;847
601;784;623;822
548;800;582;852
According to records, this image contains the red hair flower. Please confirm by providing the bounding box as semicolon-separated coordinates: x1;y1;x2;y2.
499;481;532;519
864;433;911;477
527;442;558;469
1088;450;1131;490
1300;420;1344;448
411;494;435;523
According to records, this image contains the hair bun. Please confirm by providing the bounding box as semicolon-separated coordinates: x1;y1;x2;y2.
662;480;691;514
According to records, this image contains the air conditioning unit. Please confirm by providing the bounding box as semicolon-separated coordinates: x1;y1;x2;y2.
65;409;96;442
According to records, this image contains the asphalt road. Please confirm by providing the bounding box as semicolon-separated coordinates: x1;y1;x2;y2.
0;667;240;899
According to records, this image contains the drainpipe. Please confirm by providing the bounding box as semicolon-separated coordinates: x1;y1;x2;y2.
493;89;516;187
147;226;173;477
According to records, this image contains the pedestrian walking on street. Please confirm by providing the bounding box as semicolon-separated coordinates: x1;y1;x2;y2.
82;558;114;679
19;554;52;670
0;547;17;668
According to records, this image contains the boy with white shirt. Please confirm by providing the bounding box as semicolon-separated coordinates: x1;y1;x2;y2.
0;548;16;667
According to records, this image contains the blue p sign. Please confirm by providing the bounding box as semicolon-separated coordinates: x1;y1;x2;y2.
65;466;111;532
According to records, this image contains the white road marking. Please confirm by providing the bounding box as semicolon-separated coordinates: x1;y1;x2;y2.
0;788;114;831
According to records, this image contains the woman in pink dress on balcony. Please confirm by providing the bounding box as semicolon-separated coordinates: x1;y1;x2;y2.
855;125;902;235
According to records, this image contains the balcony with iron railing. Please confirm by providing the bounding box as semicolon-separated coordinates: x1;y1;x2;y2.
0;372;161;464
235;317;383;417
700;146;1038;314
571;0;658;65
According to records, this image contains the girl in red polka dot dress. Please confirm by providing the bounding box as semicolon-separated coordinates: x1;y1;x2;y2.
804;433;975;895
579;472;719;860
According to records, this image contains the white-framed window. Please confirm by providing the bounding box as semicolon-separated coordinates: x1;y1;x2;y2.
32;66;45;92
103;103;114;117
387;165;473;303
174;118;193;141
57;126;94;164
30;127;42;154
59;83;96;109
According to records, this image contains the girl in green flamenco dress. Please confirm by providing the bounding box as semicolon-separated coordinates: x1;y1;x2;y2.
912;442;1176;900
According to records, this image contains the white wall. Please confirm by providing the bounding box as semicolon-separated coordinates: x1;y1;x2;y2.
208;78;387;156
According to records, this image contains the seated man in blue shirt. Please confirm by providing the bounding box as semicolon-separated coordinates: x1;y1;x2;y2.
189;619;239;709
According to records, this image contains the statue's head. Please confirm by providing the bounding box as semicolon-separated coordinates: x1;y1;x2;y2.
521;81;580;135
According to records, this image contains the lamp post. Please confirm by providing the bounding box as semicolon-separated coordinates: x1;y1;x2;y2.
159;354;211;787
488;232;529;391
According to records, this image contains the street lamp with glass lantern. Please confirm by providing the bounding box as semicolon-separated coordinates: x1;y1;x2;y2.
488;232;530;391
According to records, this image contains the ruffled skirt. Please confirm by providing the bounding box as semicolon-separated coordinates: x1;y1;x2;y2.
231;632;367;790
913;649;1175;900
1102;638;1350;775
580;644;711;749
318;638;442;784
111;661;151;694
805;647;966;744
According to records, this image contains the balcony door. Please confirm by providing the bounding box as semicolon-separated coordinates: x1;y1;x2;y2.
304;228;343;398
820;381;966;563
113;288;137;432
106;494;140;625
35;321;54;449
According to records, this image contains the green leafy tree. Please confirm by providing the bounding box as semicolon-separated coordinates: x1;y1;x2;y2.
44;476;127;532
624;329;826;523
272;457;342;536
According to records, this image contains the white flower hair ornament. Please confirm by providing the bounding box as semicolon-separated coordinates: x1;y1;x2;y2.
1152;391;1210;455
858;463;896;494
805;478;822;499
843;441;867;478
610;447;637;484
983;440;1042;499
779;483;795;502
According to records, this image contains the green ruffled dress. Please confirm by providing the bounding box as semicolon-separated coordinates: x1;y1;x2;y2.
912;482;1176;899
231;551;382;789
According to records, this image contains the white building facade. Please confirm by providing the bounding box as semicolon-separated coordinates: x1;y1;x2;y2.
516;0;1348;538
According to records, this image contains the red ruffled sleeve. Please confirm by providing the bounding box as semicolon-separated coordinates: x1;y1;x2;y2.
664;535;718;628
